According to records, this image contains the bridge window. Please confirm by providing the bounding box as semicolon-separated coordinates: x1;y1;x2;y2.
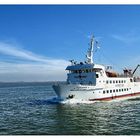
89;69;92;72
85;69;88;73
79;70;82;73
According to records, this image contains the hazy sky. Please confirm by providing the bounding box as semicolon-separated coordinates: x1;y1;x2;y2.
0;5;140;81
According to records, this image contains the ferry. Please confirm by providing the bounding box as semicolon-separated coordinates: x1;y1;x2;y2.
53;35;140;102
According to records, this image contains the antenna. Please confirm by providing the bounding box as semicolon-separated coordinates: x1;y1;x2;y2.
86;35;94;64
69;59;74;65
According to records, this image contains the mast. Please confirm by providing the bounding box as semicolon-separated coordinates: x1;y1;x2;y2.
86;35;94;64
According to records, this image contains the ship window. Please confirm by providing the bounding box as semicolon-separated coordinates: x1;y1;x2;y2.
122;80;123;83
110;90;112;93
110;81;112;84
113;81;115;83
119;89;121;92
119;80;121;83
124;89;126;91
96;74;99;78
116;81;118;83
106;80;109;84
107;90;109;93
75;70;78;73
130;79;133;82
122;89;123;92
103;91;105;94
127;88;128;91
113;89;115;92
79;70;82;73
70;70;73;73
124;80;126;83
116;89;118;92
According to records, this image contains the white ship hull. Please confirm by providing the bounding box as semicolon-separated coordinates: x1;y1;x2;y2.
53;82;140;102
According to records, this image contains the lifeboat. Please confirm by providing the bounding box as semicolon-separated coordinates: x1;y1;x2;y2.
106;71;117;77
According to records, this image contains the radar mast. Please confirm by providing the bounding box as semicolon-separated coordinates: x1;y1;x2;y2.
86;35;94;64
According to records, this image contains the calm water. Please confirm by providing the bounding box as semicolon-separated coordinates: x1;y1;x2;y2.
0;82;140;135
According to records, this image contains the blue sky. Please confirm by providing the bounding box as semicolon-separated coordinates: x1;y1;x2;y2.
0;5;140;81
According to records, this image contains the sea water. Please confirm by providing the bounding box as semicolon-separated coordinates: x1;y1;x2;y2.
0;82;140;135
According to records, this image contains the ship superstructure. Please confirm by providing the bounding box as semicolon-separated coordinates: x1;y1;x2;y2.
53;35;140;102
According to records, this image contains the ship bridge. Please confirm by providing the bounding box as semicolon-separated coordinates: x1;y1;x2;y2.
66;63;94;71
66;63;107;85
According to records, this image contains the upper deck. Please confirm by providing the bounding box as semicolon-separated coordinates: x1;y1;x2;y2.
65;35;140;85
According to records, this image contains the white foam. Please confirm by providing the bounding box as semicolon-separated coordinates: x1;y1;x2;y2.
61;99;97;104
49;95;140;105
